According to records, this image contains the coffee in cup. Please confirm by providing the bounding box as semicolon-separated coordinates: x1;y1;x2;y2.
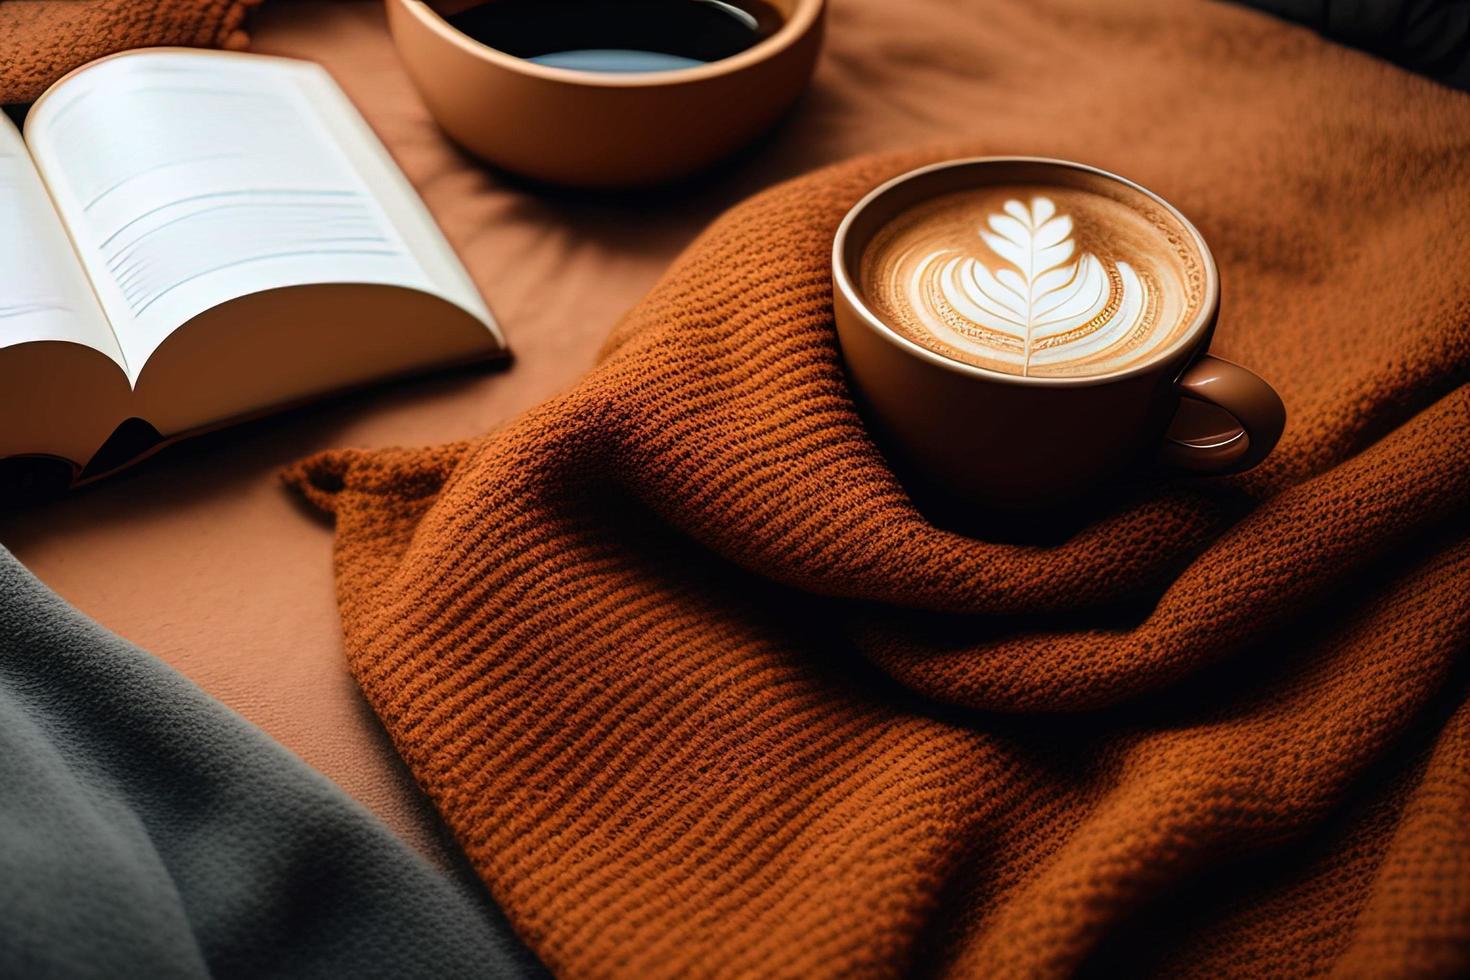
832;158;1285;516
442;0;786;73
859;176;1205;379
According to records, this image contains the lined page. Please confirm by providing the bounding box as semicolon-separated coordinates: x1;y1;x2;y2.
25;52;433;381
0;113;120;365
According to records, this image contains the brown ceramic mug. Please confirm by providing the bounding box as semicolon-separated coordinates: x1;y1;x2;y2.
832;157;1285;515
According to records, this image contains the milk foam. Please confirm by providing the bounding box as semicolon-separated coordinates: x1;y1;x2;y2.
860;184;1205;378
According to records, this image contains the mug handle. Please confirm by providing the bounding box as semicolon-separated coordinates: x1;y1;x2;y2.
1159;355;1286;474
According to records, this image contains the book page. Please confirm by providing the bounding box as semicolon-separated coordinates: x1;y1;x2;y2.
24;51;484;384
0;113;120;366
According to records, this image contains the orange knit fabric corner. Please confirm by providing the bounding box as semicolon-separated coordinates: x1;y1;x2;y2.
0;0;262;104
287;1;1470;975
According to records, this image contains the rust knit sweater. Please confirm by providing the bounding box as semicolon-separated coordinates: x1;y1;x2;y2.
0;0;261;104
289;1;1470;975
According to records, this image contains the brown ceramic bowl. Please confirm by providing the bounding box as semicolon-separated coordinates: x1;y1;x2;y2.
386;0;826;188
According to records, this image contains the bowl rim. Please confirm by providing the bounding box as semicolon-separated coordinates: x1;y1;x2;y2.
393;0;826;87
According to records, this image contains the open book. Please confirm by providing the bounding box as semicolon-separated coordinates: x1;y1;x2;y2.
1;48;505;492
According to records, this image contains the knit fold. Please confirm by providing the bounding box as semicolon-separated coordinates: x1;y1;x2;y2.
294;0;1470;974
0;0;262;105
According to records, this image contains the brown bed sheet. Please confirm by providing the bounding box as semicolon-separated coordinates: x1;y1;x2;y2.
0;0;1336;862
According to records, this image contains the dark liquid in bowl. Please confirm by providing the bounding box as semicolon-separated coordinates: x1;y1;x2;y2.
443;0;786;73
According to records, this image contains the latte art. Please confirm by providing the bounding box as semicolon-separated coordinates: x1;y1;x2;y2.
910;196;1158;376
860;183;1204;378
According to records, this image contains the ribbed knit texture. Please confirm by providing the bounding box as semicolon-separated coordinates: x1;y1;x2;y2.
0;0;261;104
288;0;1470;975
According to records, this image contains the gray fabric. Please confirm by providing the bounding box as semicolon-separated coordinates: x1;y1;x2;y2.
0;547;544;979
1237;0;1470;89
